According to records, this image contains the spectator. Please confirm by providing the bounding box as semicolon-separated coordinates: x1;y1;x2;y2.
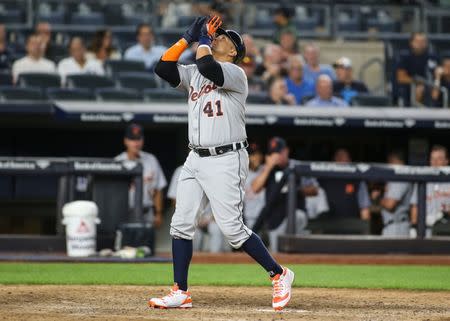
12;34;56;83
285;55;315;104
265;76;296;105
311;149;371;234
244;142;266;229
240;54;265;93
303;42;335;84
396;32;439;106
242;34;263;66
87;29;121;63
114;124;167;228
272;7;297;44
305;75;348;107
279;29;299;57
124;24;167;70
333;57;369;104
35;22;59;61
380;151;414;237
410;145;450;237
431;56;450;107
252;137;318;252
255;44;285;81
0;24;13;71
57;37;104;85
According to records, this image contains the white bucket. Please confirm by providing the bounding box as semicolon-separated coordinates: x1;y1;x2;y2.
62;201;100;257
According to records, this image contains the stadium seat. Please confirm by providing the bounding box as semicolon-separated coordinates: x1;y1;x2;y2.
46;88;95;101
17;73;61;90
247;92;270;104
366;19;399;33
70;12;105;25
96;88;143;102
0;71;12;86
0;10;24;24
253;16;273;30
66;75;115;92
351;95;391;107
295;17;319;31
177;16;196;27
104;60;146;77
117;72;158;92
37;12;66;24
144;88;186;102
0;86;44;101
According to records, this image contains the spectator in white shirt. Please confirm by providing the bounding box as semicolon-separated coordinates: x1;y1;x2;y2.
12;34;56;83
57;37;104;85
124;24;167;70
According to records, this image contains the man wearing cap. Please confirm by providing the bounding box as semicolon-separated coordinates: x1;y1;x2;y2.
333;57;369;104
251;137;318;252
152;16;295;310
115;123;167;228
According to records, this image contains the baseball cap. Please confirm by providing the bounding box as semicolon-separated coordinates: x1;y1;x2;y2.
125;123;144;140
267;137;287;154
333;57;352;69
247;142;262;155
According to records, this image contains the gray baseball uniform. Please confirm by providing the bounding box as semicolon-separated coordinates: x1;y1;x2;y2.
381;181;413;237
115;151;167;223
244;166;266;229
169;61;252;249
410;182;450;236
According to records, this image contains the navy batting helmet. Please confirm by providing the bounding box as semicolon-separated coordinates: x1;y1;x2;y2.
216;28;246;64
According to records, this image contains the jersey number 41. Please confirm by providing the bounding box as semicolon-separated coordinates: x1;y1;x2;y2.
203;100;223;117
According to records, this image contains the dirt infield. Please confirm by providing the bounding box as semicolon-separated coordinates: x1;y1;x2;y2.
1;285;449;321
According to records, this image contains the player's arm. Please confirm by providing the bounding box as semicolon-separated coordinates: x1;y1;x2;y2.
152;189;164;228
195;16;225;86
252;153;280;193
154;17;206;87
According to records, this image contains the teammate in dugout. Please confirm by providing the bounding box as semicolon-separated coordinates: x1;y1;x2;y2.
148;16;294;311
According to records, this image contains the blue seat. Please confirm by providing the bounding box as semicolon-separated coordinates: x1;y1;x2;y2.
70;12;105;25
117;72;158;92
96;88;143;102
17;73;61;90
0;10;24;24
0;86;44;101
66;74;115;92
144;88;187;102
46;88;95;101
37;12;66;24
177;16;196;27
104;60;146;77
351;94;391;107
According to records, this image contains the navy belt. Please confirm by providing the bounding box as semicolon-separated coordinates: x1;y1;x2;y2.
192;140;248;157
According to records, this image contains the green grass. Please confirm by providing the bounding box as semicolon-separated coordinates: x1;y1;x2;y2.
0;263;449;290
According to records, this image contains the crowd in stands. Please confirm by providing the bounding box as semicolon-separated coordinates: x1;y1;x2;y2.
0;4;449;107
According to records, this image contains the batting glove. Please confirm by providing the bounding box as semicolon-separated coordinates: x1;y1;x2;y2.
199;15;222;46
182;16;208;44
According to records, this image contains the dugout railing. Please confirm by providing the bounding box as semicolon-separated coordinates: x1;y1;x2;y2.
0;157;144;251
255;161;450;254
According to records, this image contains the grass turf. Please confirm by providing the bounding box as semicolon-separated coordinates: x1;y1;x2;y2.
0;263;449;290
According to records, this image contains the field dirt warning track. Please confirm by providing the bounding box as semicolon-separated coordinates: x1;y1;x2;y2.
1;285;449;321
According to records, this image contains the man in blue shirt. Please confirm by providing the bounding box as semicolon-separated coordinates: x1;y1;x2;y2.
305;75;348;107
333;57;369;104
303;42;335;84
284;55;315;104
124;24;167;70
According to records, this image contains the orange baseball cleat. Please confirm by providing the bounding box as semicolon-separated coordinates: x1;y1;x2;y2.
148;284;193;309
271;267;295;311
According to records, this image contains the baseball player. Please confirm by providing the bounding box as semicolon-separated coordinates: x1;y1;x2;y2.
410;145;450;237
149;16;294;310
